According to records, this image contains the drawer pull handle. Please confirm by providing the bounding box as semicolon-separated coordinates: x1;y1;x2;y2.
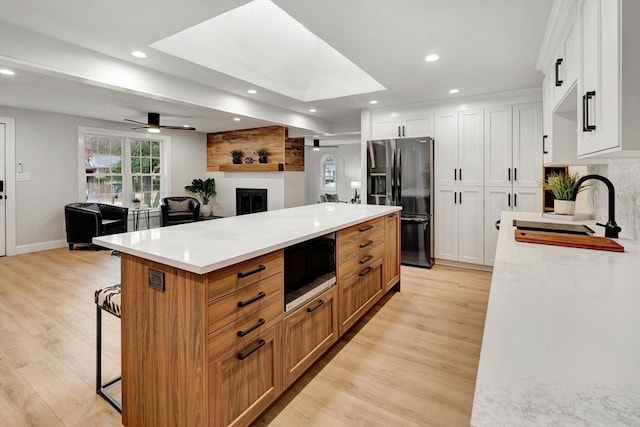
359;255;374;264
237;291;266;307
359;225;374;232
388;214;396;218
237;339;266;360
237;264;266;278
359;266;374;277
359;240;374;248
237;318;265;337
306;299;325;313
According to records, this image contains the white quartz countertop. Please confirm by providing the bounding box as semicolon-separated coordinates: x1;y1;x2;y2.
471;211;640;426
93;203;400;274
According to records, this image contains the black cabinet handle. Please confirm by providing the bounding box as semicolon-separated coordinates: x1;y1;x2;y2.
237;264;266;278
237;339;266;360
555;58;563;86
359;240;374;248
459;168;462;181
237;318;265;337
359;254;374;264
388;213;396;218
306;299;325;313
454;192;457;204
514;193;518;207
514;168;517;181
398;126;401;137
508;168;511;181
402;125;405;137
508;193;511;207
359;225;373;232
237;291;266;307
543;135;548;154
459;192;462;204
583;91;596;131
454;169;457;181
359;266;374;277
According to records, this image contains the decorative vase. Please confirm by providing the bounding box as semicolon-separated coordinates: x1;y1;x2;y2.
554;199;576;215
200;203;213;217
133;201;141;209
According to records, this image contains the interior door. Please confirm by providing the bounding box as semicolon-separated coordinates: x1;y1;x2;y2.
0;123;5;256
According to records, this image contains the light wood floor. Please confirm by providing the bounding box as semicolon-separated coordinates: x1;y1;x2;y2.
0;248;491;427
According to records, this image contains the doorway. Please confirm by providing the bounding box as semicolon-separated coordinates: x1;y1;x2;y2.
0;117;16;256
0;123;5;256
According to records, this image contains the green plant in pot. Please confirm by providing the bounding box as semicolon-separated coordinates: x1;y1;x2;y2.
185;178;217;216
544;172;588;215
255;148;269;164
231;149;244;164
132;197;141;209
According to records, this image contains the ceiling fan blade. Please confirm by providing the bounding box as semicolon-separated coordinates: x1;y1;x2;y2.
124;118;148;125
130;126;148;130
160;125;197;131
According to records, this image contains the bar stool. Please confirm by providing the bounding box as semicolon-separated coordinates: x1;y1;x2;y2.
95;283;122;413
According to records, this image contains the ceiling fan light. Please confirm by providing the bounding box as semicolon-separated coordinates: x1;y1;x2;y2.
147;128;160;133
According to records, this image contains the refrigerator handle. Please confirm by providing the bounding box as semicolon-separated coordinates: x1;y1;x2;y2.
391;145;397;204
397;148;402;203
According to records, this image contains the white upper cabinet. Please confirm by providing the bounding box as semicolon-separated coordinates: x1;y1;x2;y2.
576;0;640;157
512;102;543;187
434;111;459;186
484;105;513;187
550;3;578;109
372;109;434;139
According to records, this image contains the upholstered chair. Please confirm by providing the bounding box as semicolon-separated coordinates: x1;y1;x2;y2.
160;196;200;226
64;203;129;249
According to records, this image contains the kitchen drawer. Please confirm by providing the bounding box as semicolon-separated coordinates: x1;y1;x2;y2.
337;218;384;264
339;257;384;336
208;272;283;333
206;250;283;302
207;299;282;365
337;242;384;283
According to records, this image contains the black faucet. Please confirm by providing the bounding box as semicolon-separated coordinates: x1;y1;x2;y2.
569;174;621;239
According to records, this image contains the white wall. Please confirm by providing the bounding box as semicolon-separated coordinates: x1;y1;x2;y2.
304;143;362;204
0;106;205;252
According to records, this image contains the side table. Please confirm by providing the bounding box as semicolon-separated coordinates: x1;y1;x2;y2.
131;208;151;230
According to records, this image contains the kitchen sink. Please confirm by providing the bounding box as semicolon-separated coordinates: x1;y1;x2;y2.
512;220;595;236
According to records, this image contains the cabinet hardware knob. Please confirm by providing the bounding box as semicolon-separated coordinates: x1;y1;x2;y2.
237;318;265;337
306;299;325;313
359;240;374;248
237;264;266;278
359;266;374;277
508;168;511;181
237;339;266;360
359;255;374;264
543;135;548;154
583;91;596;131
514;168;517;181
237;291;266;308
508;193;511;207
359;225;374;232
555;58;564;86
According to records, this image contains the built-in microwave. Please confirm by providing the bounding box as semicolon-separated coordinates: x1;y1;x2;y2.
284;232;336;314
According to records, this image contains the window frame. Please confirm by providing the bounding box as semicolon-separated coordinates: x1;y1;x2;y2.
321;154;337;191
78;126;171;209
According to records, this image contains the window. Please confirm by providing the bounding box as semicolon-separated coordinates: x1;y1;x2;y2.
322;155;336;190
79;127;170;208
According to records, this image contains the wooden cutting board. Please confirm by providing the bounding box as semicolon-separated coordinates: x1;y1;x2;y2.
514;230;624;252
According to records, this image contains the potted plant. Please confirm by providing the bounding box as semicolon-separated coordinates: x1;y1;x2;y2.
255;148;269;164
132;197;141;209
184;178;217;216
544;171;588;215
231;149;244;164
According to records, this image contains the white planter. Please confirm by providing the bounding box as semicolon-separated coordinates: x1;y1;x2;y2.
554;199;576;215
132;202;141;209
200;203;213;217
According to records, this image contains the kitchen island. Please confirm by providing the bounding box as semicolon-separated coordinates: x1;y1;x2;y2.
94;203;401;427
471;211;640;426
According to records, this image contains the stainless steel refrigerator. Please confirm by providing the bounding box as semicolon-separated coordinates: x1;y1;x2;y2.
367;137;434;268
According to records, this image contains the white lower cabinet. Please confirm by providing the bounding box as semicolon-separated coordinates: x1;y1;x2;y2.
435;186;484;265
484;186;542;265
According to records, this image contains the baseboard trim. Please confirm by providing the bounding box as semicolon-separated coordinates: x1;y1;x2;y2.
434;259;493;273
14;239;67;255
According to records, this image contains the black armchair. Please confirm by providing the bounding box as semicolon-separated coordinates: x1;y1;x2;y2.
161;197;200;227
65;203;129;250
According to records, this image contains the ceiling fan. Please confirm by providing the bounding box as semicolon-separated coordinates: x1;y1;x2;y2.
124;112;196;131
308;139;339;151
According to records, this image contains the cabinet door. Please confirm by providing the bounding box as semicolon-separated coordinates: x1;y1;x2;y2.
372;114;402;139
513;188;542;213
457;186;484;265
283;288;337;388
434;186;458;261
383;212;400;291
339;260;383;336
434;111;458;186
209;324;282;427
484;187;509;266
484;105;513;187
403;110;434;137
458;109;484;186
551;10;577;107
542;75;553;166
512;102;542;188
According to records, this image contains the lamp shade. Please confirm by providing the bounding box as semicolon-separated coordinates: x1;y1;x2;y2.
350;181;362;189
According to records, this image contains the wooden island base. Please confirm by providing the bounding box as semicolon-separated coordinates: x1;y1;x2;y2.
120;212;400;427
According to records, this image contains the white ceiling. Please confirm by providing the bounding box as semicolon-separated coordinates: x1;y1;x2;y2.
0;0;553;135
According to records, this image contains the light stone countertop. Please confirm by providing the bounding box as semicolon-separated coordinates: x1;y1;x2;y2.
93;203;401;274
471;211;640;426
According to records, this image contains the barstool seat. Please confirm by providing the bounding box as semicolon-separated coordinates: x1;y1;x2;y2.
95;283;122;413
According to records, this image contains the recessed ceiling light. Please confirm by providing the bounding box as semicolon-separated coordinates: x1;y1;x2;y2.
449;89;460;94
309;108;317;113
247;89;257;94
312;147;320;151
0;69;15;75
425;54;439;62
147;128;160;133
131;51;147;58
234;117;241;122
369;100;378;105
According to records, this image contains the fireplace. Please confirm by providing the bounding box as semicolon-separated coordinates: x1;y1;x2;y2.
236;188;267;215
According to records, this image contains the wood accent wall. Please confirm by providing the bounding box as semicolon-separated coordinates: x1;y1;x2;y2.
207;126;304;172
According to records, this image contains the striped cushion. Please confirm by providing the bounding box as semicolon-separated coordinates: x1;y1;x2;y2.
95;284;121;318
